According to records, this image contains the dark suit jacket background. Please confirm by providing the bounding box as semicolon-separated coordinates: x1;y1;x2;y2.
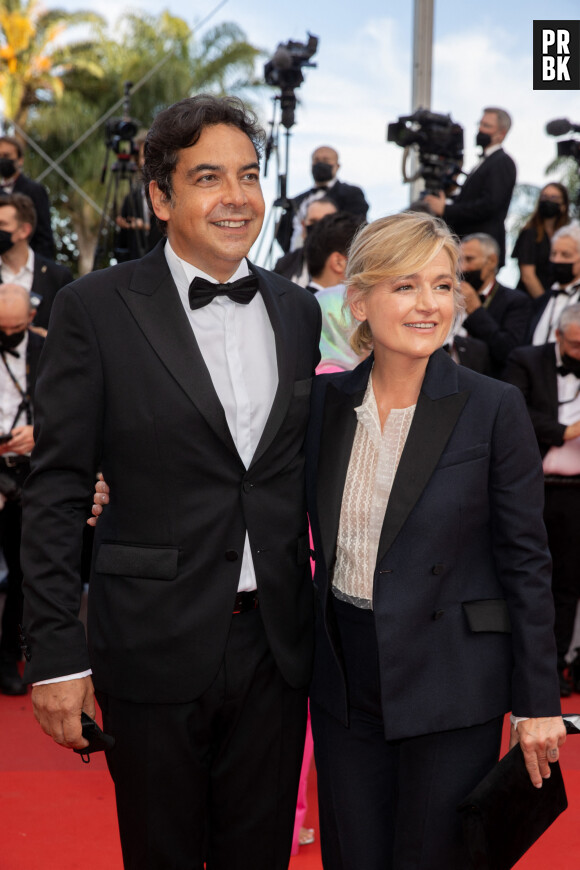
306;350;560;742
443;148;516;267
12;174;55;260
452;334;492;375
503;343;564;457
117;185;163;261
21;242;321;702
29;254;73;330
462;281;531;378
276;179;369;254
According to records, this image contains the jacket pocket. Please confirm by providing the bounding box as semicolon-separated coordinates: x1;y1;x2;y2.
95;543;179;581
462;598;511;633
437;442;489;470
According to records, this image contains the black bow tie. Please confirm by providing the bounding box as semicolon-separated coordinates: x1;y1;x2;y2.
0;346;19;358
188;274;259;310
557;364;580;379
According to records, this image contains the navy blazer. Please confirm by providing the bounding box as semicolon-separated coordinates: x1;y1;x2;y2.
306;350;560;740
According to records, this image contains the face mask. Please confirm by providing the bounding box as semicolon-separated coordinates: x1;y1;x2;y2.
462;269;485;292
0;329;25;350
538;200;561;219
0;229;14;255
0;158;17;179
552;261;575;286
560;353;580;375
475;132;491;151
312;162;333;184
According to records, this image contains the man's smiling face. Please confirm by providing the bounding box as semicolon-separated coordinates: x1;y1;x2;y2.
149;123;265;281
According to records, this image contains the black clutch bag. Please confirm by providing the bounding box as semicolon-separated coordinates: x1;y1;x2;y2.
457;717;580;870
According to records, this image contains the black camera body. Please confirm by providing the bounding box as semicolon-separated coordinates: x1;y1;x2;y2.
105;117;139;159
264;33;319;91
387;109;464;193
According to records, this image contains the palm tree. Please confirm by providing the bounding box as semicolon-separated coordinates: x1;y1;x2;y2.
0;0;104;129
24;10;264;273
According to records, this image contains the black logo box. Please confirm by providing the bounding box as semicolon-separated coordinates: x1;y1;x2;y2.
533;20;580;90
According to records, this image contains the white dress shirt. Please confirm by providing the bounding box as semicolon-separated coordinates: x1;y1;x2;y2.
543;343;580;475
0;247;35;293
532;280;580;345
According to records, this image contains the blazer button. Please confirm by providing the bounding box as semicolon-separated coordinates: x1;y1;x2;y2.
432;564;445;575
433;609;445;620
225;549;239;562
242;481;254;493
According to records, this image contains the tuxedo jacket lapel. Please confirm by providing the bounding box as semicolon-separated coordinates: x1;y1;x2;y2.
249;265;296;468
117;244;238;457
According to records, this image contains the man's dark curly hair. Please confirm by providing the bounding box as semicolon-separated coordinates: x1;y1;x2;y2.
142;94;266;234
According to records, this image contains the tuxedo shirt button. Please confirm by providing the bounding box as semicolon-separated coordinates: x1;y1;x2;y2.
225;549;239;561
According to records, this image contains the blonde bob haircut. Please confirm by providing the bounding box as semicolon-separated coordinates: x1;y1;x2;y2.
345;211;463;355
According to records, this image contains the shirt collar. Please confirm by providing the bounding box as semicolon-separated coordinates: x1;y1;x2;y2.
164;239;250;293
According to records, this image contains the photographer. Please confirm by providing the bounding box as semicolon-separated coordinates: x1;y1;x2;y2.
423;108;516;268
0;283;42;695
114;131;162;262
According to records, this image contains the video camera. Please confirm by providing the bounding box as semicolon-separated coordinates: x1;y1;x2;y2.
264;33;319;91
387;109;464;193
104;82;140;160
546;118;580;162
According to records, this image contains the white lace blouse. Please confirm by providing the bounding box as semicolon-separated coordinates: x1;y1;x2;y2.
332;375;416;609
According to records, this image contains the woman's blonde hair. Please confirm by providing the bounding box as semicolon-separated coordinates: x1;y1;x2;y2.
345;211;463;354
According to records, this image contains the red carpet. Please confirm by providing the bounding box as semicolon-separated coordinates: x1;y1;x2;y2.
2;689;579;869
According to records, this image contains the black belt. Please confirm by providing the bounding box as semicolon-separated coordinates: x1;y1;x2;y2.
544;474;580;486
0;455;30;469
233;590;259;614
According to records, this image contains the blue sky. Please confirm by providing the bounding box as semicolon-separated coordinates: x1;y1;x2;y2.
49;0;580;268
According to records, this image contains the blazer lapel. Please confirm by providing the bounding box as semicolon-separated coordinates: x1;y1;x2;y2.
317;357;371;570
249;266;296;467
116;243;238;456
376;349;469;562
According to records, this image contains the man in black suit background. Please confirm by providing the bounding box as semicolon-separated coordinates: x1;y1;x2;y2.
504;303;580;697
456;232;530;377
21;95;321;870
423;107;516;268
0;193;72;333
0;284;43;695
0;136;55;260
276;144;368;254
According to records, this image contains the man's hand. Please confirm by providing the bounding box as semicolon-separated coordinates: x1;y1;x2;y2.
422;191;446;216
564;420;580;441
459;281;482;315
1;424;35;455
31;676;96;750
509;716;567;788
87;472;109;526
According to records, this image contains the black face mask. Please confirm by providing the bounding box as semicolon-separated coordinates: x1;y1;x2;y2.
552;261;576;286
0;158;17;179
0;229;14;255
560;352;580;375
0;329;25;351
462;269;485;292
312;162;334;184
538;200;561;219
475;131;491;151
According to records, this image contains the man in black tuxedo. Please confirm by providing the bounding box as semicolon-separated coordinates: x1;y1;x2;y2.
276;145;368;254
273;197;337;286
504;303;580;697
0;284;43;695
0;193;73;332
21;95;321;870
423;107;516;267
0;137;55;260
456;232;531;377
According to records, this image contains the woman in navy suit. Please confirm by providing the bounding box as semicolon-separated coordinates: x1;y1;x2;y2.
305;212;565;869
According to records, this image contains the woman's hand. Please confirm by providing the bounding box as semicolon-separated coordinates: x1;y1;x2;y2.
509;716;567;787
87;472;109;526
